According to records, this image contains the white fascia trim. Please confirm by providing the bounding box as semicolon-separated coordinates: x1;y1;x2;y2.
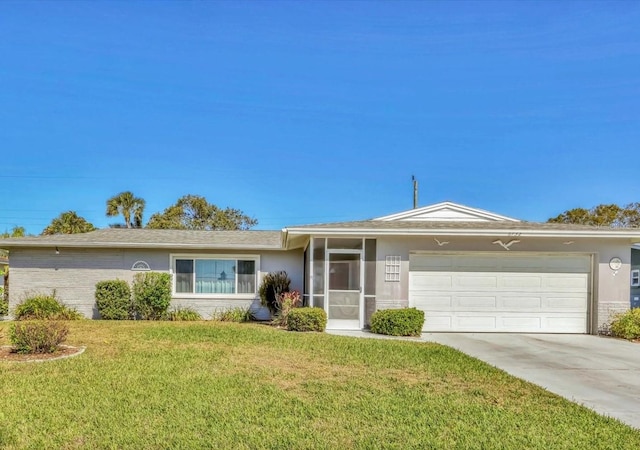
374;202;521;222
285;227;640;239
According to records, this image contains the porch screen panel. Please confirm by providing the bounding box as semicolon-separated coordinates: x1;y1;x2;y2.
364;239;377;327
304;248;310;306
313;238;325;295
328;291;360;320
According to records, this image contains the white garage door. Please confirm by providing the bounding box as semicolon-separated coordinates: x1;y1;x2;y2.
409;253;591;333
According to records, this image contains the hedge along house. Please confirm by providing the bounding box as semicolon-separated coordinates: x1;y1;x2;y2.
3;202;640;334
283;202;640;334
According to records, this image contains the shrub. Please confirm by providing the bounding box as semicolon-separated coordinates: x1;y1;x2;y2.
610;308;640;340
95;279;132;320
1;266;9;315
272;290;302;328
165;306;202;321
211;306;253;323
132;272;172;320
9;321;69;354
258;271;291;315
370;307;425;337
287;307;327;332
13;292;82;320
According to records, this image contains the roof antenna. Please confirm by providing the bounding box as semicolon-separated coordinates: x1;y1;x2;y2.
412;175;418;209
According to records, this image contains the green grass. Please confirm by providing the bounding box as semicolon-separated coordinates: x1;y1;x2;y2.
0;321;638;449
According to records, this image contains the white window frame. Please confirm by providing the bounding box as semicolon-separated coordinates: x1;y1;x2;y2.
170;254;260;299
385;255;401;282
632;269;640;287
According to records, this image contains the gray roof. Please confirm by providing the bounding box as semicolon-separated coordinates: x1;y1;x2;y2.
0;228;283;250
3;219;640;253
287;220;620;231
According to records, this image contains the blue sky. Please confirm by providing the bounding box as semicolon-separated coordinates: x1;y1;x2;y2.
1;1;639;234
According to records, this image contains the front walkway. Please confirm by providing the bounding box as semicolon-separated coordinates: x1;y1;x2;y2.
327;330;640;429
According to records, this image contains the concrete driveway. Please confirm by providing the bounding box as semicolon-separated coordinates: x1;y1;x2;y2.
424;333;640;429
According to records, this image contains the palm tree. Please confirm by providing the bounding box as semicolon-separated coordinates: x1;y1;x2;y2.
1;226;26;238
106;191;146;228
42;211;96;235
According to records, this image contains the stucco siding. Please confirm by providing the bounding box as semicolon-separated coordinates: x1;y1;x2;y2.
373;236;632;333
8;247;303;319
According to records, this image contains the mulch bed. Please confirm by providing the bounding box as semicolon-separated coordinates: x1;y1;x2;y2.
0;345;85;362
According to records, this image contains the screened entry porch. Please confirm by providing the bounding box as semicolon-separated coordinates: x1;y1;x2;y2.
304;238;376;330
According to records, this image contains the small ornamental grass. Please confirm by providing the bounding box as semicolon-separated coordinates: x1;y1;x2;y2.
211;306;253;323
370;307;425;336
287;307;327;332
258;271;291;315
165;306;202;321
272;290;302;328
13;292;82;320
0;291;7;316
9;321;69;354
610;308;640;340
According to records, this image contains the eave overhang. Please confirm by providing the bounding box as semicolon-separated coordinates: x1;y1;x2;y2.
283;226;640;248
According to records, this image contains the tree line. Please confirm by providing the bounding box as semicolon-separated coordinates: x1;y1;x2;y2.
5;197;639;237
1;192;257;236
547;203;640;227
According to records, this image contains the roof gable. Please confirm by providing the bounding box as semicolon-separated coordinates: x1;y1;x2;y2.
374;202;520;223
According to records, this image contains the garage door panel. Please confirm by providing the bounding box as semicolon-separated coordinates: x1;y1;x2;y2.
501;275;542;289
410;273;452;288
457;296;497;308
543;295;587;310
424;315;452;330
501;296;542;309
544;316;586;332
412;294;452;308
455;315;496;330
454;275;497;288
500;316;542;330
409;253;590;333
544;275;588;290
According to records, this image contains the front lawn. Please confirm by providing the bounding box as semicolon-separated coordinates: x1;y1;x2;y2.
0;321;638;449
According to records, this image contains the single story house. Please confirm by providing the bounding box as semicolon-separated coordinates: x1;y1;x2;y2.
2;202;640;334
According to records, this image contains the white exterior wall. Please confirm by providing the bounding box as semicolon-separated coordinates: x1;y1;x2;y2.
8;247;303;320
375;236;631;333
